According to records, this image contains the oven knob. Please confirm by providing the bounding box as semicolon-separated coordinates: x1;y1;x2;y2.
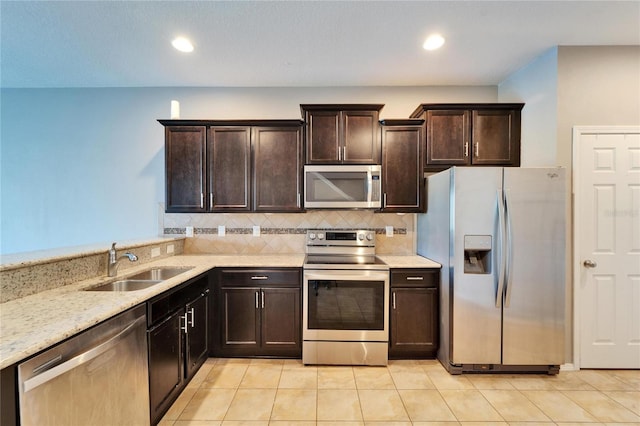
317;233;325;240
358;233;365;241
309;233;316;240
366;233;374;241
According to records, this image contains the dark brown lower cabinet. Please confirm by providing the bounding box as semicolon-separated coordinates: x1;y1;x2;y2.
389;269;439;358
147;273;210;425
213;268;301;358
148;310;183;424
185;291;209;378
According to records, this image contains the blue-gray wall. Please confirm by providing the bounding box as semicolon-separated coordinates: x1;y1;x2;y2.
1;86;497;254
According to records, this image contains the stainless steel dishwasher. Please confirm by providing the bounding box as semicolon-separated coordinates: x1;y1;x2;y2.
18;305;150;426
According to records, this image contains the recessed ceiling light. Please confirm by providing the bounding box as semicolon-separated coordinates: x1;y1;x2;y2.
172;37;194;53
423;34;445;51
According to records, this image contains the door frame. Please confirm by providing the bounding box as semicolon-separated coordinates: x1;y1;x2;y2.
571;125;640;370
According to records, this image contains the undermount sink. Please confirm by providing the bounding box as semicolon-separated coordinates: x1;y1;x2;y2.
127;267;193;281
87;279;163;292
85;266;194;292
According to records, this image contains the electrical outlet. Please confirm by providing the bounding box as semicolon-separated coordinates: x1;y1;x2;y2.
151;247;161;258
218;225;226;236
167;244;174;254
185;226;194;237
253;225;260;237
386;226;394;237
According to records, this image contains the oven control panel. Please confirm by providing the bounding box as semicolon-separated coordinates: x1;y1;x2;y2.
306;229;375;246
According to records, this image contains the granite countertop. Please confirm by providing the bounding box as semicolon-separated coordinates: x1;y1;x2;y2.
377;255;441;269
0;254;438;369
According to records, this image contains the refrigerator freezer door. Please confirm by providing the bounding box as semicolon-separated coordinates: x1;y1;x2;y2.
502;168;565;365
450;167;503;365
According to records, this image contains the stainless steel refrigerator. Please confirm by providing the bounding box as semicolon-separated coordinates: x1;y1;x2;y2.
417;167;565;374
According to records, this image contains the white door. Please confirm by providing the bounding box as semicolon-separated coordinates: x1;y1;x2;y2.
574;126;640;368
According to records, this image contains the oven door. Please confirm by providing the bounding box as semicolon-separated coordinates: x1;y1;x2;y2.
303;269;389;342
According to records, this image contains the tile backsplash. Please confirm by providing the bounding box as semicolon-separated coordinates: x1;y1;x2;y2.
163;210;416;255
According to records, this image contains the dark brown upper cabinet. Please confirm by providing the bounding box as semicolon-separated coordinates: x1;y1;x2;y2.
410;104;524;170
301;104;384;164
208;127;251;211
253;127;303;211
380;119;425;213
160;120;303;213
164;126;207;212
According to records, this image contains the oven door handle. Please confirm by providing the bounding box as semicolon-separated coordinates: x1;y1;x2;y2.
304;271;389;281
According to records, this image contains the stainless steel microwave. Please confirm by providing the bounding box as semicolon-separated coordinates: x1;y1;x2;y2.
304;165;382;209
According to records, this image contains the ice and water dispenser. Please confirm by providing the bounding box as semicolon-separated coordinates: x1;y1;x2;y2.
464;235;492;274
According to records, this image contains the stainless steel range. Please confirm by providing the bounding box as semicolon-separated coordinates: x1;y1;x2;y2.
302;229;390;366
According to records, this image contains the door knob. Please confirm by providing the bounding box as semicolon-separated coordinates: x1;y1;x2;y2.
583;260;597;268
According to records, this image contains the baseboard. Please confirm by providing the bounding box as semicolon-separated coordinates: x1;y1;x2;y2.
560;363;577;371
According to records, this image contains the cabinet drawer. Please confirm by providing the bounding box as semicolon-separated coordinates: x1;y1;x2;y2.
218;268;301;287
390;269;438;287
147;274;209;326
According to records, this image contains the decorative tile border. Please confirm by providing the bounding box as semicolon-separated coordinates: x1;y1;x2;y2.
164;227;407;236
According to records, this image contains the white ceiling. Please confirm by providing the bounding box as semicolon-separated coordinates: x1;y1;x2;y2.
1;1;639;88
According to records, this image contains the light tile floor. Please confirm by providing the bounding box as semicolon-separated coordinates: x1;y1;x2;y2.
159;358;640;426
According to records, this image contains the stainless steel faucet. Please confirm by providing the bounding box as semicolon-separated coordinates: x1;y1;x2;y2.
107;242;138;277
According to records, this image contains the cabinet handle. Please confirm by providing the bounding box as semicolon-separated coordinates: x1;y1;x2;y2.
255;291;259;309
200;193;204;209
261;291;265;309
251;276;268;280
464;142;469;157
475;142;479;157
343;146;346;161
188;307;195;327
210;192;214;207
181;313;188;334
383;193;387;208
392;292;396;309
338;145;342;161
297;193;300;208
406;276;424;281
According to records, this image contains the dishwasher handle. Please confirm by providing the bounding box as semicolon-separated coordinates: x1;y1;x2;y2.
22;315;146;393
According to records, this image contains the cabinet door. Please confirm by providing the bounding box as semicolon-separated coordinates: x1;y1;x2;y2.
390;287;438;358
426;110;470;166
220;287;260;353
165;126;206;212
208;127;251;211
472;109;520;166
306;110;340;163
382;125;424;212
261;287;301;356
343;110;381;164
185;291;208;379
253;127;303;211
148;309;184;424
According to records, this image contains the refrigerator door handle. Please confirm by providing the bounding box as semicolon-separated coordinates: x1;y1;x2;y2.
496;189;507;308
504;189;515;308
